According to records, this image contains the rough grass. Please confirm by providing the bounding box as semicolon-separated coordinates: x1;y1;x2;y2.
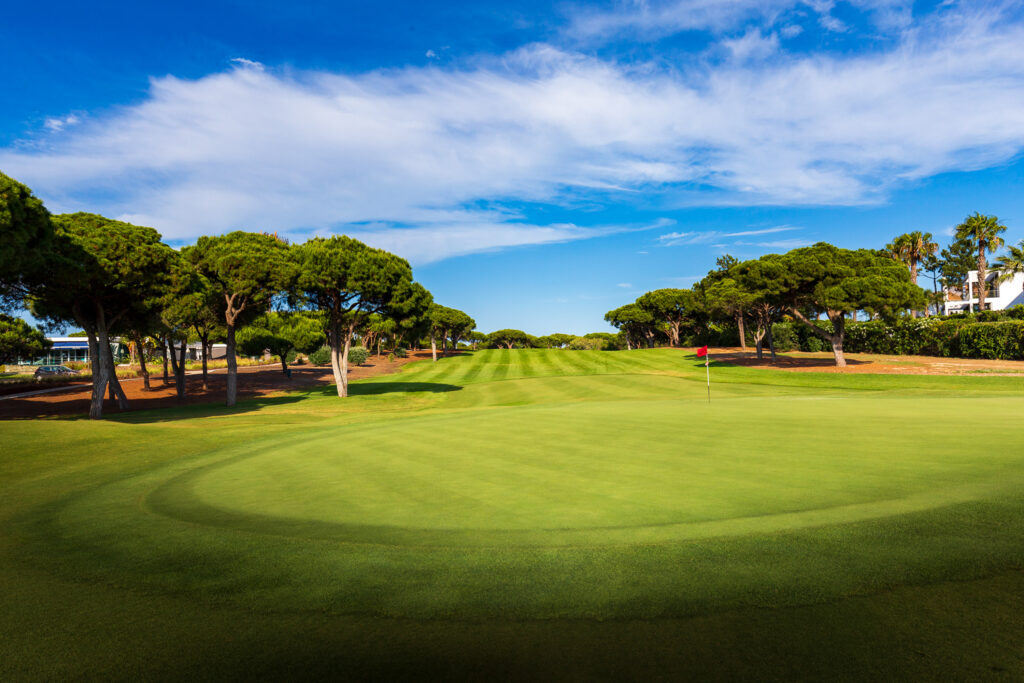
2;349;1023;680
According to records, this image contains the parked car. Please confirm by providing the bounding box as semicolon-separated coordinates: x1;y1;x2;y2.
33;365;81;380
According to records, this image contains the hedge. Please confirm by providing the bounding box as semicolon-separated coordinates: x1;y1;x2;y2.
767;317;1024;360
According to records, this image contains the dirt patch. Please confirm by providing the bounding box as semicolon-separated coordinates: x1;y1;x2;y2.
707;347;1024;375
0;352;437;419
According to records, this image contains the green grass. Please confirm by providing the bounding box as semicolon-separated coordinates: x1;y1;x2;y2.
2;349;1024;680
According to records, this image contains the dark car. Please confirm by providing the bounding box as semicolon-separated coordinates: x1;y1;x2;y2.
33;365;80;380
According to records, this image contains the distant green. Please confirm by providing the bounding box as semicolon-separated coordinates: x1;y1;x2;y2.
2;349;1023;680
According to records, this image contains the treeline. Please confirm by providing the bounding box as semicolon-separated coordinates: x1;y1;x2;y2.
0;172;476;419
603;215;1022;367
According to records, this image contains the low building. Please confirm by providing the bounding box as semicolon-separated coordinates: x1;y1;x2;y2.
28;337;125;366
944;270;1024;314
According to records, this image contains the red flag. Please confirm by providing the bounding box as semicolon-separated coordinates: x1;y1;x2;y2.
696;345;708;358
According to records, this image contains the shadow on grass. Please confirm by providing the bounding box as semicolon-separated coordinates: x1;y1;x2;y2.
0;380;463;423
348;381;462;396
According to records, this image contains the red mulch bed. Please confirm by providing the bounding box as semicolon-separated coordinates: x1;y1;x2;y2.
0;352;433;419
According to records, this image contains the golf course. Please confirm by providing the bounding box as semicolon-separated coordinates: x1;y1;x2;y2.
2;348;1023;679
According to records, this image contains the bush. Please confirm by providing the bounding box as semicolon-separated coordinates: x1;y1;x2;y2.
348;346;369;366
308;346;331;366
976;310;1002;323
1005;305;1024;320
392;347;408;358
955;322;1024;360
770;323;798;352
568;336;606;350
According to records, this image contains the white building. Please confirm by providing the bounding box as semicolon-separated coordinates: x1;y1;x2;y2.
944;270;1024;314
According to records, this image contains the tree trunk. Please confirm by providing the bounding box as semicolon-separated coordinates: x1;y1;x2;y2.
430;333;438;362
831;336;847;367
201;336;210;391
337;321;355;398
135;335;151;391
753;324;765;360
168;339;186;401
910;262;919;318
161;338;169;383
766;325;777;361
328;319;345;397
85;328;105;420
103;339;129;409
737;313;747;350
225;324;238;407
977;249;988;312
279;354;289;375
670;322;680;347
789;308;847;368
442;333;449;357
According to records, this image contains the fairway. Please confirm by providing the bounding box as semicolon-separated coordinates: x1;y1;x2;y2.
3;349;1024;678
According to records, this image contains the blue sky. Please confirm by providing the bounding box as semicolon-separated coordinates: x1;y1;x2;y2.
3;0;1024;334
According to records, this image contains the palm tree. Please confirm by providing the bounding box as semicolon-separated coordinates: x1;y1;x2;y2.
954;213;1007;311
885;231;938;316
993;240;1024;292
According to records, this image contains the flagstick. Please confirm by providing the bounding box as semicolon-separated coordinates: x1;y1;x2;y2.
705;354;711;403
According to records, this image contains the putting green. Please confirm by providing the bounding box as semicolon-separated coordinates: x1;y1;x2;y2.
155;391;1024;548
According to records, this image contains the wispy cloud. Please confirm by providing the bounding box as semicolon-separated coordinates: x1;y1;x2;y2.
346;217;673;265
616;282;633;288
723;226;796;237
660;225;799;245
230;57;265;71
1;3;1023;263
564;0;916;43
42;114;80;132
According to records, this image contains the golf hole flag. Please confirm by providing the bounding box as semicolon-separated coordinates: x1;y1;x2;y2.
697;346;711;401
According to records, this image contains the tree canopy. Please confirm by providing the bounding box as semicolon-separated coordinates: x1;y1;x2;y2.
487;329;531;349
735;243;923;366
0;172;55;308
635;289;694;347
184;231;294;406
294;236;415;397
954;213;1007;311
237;311;326;374
605;304;658;350
30;213;176;417
0;313;51;364
427;304;476;359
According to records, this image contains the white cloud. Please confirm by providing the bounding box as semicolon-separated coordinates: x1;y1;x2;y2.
230;57;265;71
660;225;804;247
344;217;670;265
735;237;813;249
658;231;723;246
722;29;780;62
1;4;1023;262
425;49;438;59
617;282;633;288
723;226;796;237
564;0;916;42
43;114;80;132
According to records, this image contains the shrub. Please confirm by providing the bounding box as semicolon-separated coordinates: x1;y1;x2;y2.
955;322;1024;360
308;346;331;366
392;347;408;358
348;346;369;366
1005;305;1024;320
568;336;606;350
770;323;798;352
976;310;1002;323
